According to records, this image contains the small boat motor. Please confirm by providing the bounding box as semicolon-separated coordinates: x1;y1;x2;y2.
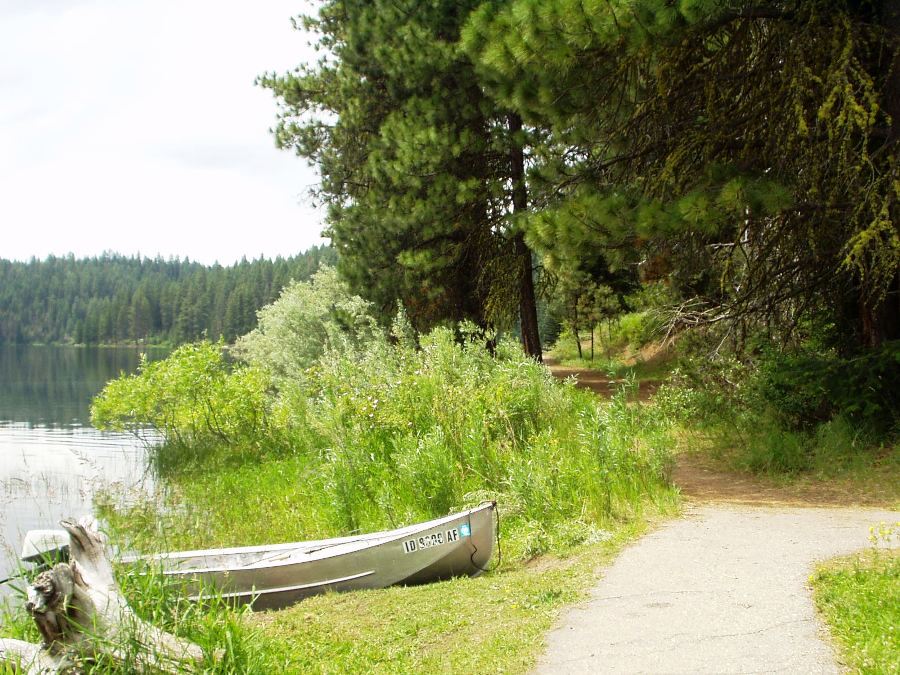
20;529;70;565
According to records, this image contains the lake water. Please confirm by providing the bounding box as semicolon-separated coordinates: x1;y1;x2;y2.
0;346;165;584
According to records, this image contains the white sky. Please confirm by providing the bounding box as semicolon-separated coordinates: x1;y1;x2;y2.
0;0;327;265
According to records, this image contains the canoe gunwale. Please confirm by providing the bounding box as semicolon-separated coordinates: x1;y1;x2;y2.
138;501;497;576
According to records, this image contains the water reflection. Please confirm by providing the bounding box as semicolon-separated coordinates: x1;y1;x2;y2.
0;424;158;569
0;346;166;586
0;345;167;426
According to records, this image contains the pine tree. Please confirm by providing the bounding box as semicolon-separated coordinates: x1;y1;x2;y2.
259;0;543;357
0;247;335;345
465;0;900;352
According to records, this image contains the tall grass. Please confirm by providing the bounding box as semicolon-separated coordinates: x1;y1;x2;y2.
8;311;681;673
0;563;286;673
95;327;676;560
6;273;681;673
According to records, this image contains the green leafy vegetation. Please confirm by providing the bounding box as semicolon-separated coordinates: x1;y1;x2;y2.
0;564;289;673
812;526;899;674
464;0;899;353
748;344;900;436
60;268;680;672
259;0;543;357
5;1;899;670
545;309;897;497
667;340;899;485
1;523;654;674
0;246;335;346
93;270;677;557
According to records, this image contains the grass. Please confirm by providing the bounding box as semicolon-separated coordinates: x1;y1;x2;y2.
688;419;899;508
258;520;653;673
1;505;669;674
811;546;899;674
670;399;900;506
548;344;675;383
92;332;680;559
0;326;683;672
0;564;281;673
548;353;674;384
545;326;899;509
546;328;898;506
99;443;679;562
548;322;900;504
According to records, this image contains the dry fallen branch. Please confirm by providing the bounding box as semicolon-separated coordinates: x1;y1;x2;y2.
0;518;207;674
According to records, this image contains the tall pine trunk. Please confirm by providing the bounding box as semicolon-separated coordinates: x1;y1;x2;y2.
508;113;542;361
573;321;583;360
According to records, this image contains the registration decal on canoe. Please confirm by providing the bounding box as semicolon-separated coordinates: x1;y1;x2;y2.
403;525;469;554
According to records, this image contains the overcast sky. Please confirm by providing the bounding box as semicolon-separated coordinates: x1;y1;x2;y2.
0;0;326;265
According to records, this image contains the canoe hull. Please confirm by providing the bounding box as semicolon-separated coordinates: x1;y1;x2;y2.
142;502;497;611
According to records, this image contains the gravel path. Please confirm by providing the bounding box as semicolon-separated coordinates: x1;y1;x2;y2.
535;504;899;674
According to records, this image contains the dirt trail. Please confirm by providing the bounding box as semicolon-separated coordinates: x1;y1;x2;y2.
673;452;897;508
541;363;899;673
548;361;893;507
544;359;659;401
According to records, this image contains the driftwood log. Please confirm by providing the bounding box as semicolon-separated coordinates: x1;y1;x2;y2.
0;518;207;674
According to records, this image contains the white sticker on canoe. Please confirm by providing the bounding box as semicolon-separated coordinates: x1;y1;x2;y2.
403;525;469;554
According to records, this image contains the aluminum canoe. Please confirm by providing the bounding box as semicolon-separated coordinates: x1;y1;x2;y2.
131;501;497;611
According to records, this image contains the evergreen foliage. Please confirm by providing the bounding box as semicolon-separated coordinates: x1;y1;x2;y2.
464;0;900;351
0;246;336;345
258;0;543;356
751;342;900;434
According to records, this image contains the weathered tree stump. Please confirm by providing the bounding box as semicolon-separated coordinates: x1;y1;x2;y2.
0;518;207;674
0;637;66;674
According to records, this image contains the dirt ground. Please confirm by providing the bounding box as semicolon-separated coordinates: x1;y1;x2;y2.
547;362;897;509
672;452;898;507
544;360;659;401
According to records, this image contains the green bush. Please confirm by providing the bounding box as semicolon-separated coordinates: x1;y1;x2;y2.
671;342;899;477
91;342;272;448
615;311;664;349
232;265;379;381
751;342;900;435
94;324;677;560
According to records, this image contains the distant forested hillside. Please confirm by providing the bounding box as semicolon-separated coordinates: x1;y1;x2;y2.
0;246;336;345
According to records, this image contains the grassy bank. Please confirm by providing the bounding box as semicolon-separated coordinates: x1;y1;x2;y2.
0;299;683;671
1;519;663;673
811;541;899;673
93;328;679;558
255;521;652;673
